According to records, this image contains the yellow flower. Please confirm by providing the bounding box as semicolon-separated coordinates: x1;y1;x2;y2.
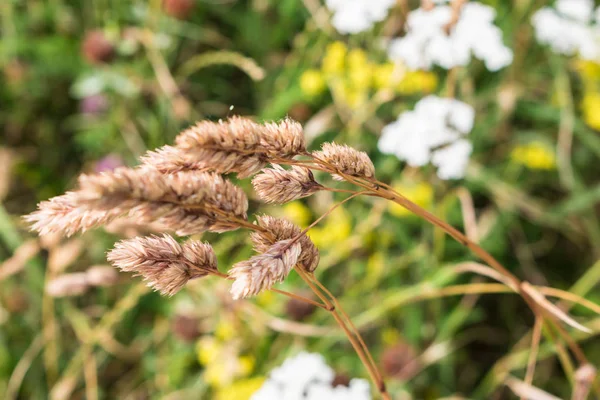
197;337;221;366
389;182;433;217
397;71;438;94
574;59;600;82
347;49;368;69
215;377;266;400
365;252;385;286
215;319;236;341
322;41;347;76
309;207;352;248
510;142;556;170
238;355;255;376
300;69;326;97
582;92;600;130
282;201;312;227
204;362;229;387
347;49;372;90
348;66;373;91
344;87;368;108
381;328;401;346
373;63;397;89
256;290;276;307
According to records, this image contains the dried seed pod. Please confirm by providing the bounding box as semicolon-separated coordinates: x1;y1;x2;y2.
142;117;306;178
26;168;248;237
252;165;323;204
313;142;375;181
107;234;217;296
229;240;301;299
251;215;319;272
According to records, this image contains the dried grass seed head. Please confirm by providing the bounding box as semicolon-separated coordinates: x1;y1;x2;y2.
313;142;375;181
251;215;319;272
46;273;90;297
86;265;119;287
26;167;248;237
142;117;306;178
107;234;217;296
229;239;301;299
252;165;323;204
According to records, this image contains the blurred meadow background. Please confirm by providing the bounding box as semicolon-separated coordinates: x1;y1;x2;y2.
2;0;600;399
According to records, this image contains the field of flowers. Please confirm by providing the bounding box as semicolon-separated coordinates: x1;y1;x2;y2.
2;0;600;399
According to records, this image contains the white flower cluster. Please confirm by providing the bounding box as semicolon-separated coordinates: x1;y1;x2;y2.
252;352;372;400
532;0;600;59
325;0;396;34
388;1;513;71
379;96;475;180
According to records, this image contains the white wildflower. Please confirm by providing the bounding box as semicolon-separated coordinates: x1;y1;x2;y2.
252;352;372;400
532;0;600;59
326;0;396;35
378;95;474;180
388;1;513;71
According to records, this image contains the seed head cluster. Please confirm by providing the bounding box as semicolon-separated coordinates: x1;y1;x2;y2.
313;142;375;181
229;239;302;299
252;165;323;204
25;116;373;297
107;234;217;296
26;168;248;237
142;117;306;178
251;215;320;272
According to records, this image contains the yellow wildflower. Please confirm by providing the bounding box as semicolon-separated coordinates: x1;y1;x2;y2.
347;49;369;69
582;92;600;130
382;328;402;346
197;336;221;366
373;63;397;89
300;69;326;97
389;181;433;217
344;87;368;108
282;201;312;227
574;59;600;82
256;290;276;307
397;71;438;94
204;361;229;387
348;66;373;91
238;355;255;376
215;377;266;400
365;252;385;286
309;207;352;248
322;41;347;76
215;319;236;341
510;142;556;170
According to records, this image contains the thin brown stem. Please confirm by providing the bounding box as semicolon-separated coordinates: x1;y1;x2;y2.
310;274;382;386
295;267;391;399
298;191;366;237
295;155;592;373
209;270;329;311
